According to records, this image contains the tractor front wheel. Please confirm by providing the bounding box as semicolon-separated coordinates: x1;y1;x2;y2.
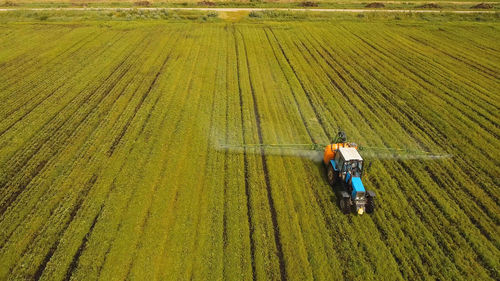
327;165;337;186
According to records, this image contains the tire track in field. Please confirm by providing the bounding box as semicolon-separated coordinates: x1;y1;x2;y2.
407;34;498;79
96;145;161;279
299;28;436;156
185;30;222;278
100;94;170;280
64;80;161;279
265;27;332;142
266;27;347;274
397;162;498;280
282;26;496;276
263;27;355;280
32;174;98;281
0;80;110;214
301;29;499;246
423;166;498;244
436;28;500;62
63;201;106;281
285;28;381;266
233;25;256;281
350;30;499;146
0;29;105;93
335;27;498;187
0;30;117;117
0;34;154;254
393;162;472;278
221;62;231;279
239;28;287;281
97;28;198;280
303;40;430;149
356;27;500;158
58;35;174;279
404;33;499;97
122;70;180;280
262;29;315;142
0;34;137;169
74;144;142;280
300;27;496;277
67;49;179;275
0;32;149;237
0;44;154;279
0;42;140;217
390;34;500;133
305;43;395;279
65;81;164;280
100;37;179;279
344;30;499;202
290;37;382;137
266;27;360;141
221;30;231;274
146;28;208;280
107;40;172;156
285;30;394;275
286;26;461;278
0;32;123;137
298;29;432;137
391;33;499;133
0;27;74;73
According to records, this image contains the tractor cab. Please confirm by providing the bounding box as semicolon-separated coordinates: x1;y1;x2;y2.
335;147;363;178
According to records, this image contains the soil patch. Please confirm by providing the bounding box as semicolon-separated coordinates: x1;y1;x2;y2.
471;3;493;9
417;3;441;8
198;1;216;6
300;1;319;7
134;1;151;6
1;1;17;6
365;2;386;8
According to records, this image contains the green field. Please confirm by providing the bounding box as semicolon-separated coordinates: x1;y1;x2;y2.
0;11;499;281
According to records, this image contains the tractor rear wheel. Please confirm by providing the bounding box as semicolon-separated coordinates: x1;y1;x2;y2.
327;165;337;186
366;197;375;214
340;198;350;214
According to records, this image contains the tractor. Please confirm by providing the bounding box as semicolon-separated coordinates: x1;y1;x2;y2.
322;132;375;215
221;130;449;215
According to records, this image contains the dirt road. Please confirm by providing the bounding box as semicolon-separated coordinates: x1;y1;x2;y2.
0;7;496;13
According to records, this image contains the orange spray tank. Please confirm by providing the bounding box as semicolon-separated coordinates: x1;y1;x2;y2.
323;143;358;165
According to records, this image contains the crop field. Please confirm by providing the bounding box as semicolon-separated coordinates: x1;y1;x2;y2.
0;12;499;281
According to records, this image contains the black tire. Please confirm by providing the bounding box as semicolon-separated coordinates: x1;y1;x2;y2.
340;198;350;214
326;165;337;187
366;196;375;214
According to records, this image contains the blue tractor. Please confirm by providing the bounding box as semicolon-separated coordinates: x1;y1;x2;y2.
324;143;376;215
